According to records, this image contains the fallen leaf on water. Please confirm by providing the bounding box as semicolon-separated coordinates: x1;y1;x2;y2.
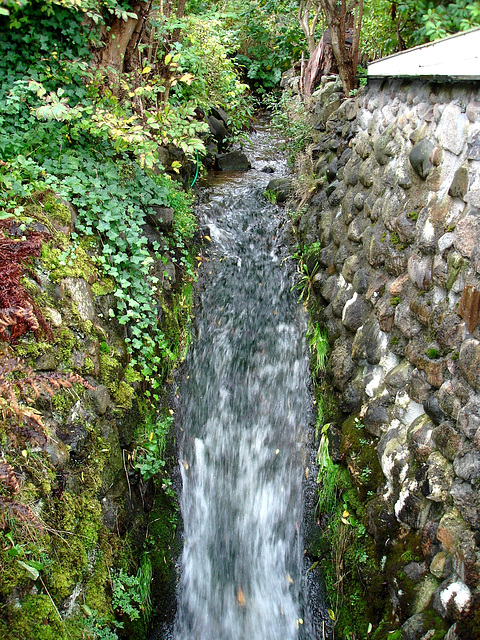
204;235;212;242
237;588;245;606
286;573;294;584
182;460;189;470
305;467;309;479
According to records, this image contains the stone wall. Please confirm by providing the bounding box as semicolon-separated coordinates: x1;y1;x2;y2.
293;77;480;638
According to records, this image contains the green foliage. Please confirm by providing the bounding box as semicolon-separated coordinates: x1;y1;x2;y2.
111;569;143;622
229;0;305;92
169;13;253;133
268;91;313;167
426;347;440;359
134;413;173;483
307;322;329;377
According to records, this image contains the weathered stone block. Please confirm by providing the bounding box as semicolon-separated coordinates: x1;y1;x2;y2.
457;284;480;333
216;150;250;171
342;293;368;332
437;104;469;155
408;253;433;290
433;421;463;462
408;413;435;463
457;395;480;440
409;139;434;180
63;277;95;322
426;451;454;502
453;450;480;483
459;338;480;390
454;208;480;259
450;481;480;529
448;166;469;199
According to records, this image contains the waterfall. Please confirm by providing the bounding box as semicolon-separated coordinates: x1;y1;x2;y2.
172;126;319;640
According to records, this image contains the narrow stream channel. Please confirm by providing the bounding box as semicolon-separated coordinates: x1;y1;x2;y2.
172;125;320;640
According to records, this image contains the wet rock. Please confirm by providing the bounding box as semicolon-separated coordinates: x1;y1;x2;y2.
341;255;360;282
409;139;434;179
395;302;422;339
265;178;292;204
208;115;229;149
437;381;467;421
216;151;250;171
407;370;432;404
437;313;466;351
146;206;174;230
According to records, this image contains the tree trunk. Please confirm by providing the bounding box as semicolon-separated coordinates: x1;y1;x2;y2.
99;1;150;75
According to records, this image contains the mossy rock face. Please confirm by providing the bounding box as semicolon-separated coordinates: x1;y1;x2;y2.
4;594;68;640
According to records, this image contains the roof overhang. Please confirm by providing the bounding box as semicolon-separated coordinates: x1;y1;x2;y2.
367;27;480;80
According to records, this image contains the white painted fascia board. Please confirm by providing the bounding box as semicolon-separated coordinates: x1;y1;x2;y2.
367;27;480;79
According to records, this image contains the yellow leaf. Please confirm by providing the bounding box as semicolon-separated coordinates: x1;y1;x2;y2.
169;409;174;415
305;467;309;479
204;235;212;242
21;450;27;458
237;588;245;606
182;460;189;470
142;65;152;74
328;609;335;620
286;573;294;584
342;510;349;518
164;53;172;65
149;432;154;441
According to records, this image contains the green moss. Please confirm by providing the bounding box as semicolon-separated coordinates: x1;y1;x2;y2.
114;380;135;409
83;356;95;375
99;351;122;395
55;327;77;366
91;277;116;296
5;594;68;640
52;388;77;415
42;192;72;227
41;240;96;284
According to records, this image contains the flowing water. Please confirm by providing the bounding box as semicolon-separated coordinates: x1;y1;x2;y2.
172;125;320;640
